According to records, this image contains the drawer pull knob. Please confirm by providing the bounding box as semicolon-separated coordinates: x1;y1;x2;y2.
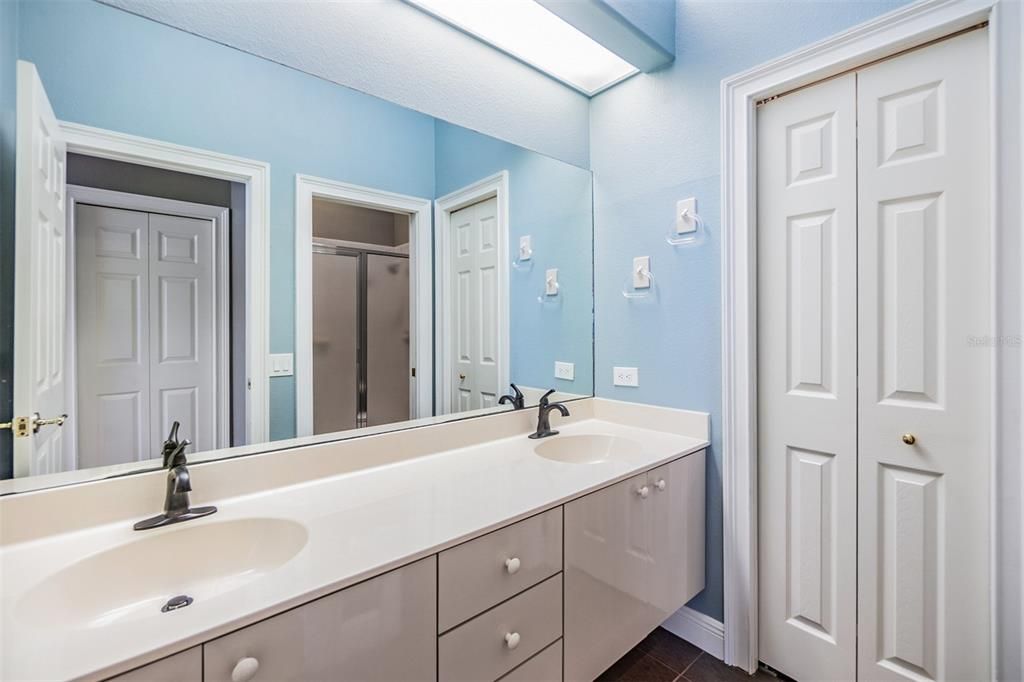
231;657;259;682
505;632;521;650
637;485;650;499
505;557;521;575
655;479;666;491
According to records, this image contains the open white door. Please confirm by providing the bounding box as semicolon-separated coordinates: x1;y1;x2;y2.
12;60;70;476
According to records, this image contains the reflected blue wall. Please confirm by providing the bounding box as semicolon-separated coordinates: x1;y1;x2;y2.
435;121;594;396
589;0;913;621
16;0;437;442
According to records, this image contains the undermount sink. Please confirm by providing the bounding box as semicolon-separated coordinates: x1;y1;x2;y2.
534;434;641;464
17;517;308;630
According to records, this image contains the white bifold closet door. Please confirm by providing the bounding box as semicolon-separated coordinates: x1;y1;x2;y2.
757;72;859;682
76;205;217;467
757;28;990;682
856;29;990;682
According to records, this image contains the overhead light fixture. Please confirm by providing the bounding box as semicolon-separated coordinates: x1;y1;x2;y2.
406;0;639;96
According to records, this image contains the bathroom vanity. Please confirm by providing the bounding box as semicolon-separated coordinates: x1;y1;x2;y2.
0;400;707;681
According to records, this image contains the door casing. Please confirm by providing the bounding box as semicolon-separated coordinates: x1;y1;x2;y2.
720;0;1023;676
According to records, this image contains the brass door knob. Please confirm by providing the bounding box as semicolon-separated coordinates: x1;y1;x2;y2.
902;433;916;445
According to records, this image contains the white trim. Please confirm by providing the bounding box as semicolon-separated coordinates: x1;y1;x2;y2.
719;0;1022;675
294;175;433;436
65;185;231;455
58;122;271;446
433;171;511;415
662;606;725;661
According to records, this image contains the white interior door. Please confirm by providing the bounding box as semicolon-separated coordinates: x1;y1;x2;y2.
856;29;990;681
75;204;151;469
12;60;70;477
448;197;499;411
756;72;858;682
149;212;216;456
76;206;217;466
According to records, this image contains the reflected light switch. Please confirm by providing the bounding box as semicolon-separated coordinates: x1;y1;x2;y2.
269;353;294;377
520;235;532;260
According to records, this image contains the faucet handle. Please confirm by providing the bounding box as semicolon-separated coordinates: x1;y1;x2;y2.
167;439;191;469
161;421;182;467
539;388;556;407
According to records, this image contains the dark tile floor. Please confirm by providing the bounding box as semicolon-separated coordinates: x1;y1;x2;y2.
597;628;776;682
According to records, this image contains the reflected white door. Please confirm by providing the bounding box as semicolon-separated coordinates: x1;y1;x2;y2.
448;197;499;411
757;72;858;682
13;60;69;476
76;206;216;466
857;29;990;681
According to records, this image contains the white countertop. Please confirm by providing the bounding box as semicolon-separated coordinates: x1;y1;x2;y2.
0;413;707;681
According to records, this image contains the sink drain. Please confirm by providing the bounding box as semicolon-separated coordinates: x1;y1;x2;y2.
161;595;193;613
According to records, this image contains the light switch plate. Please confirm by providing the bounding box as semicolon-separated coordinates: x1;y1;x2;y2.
632;256;651;289
613;366;639;387
545;268;559;296
676;197;697;234
269;353;294;377
519;235;532;260
554;361;575;381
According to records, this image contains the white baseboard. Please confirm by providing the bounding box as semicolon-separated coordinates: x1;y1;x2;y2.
662;605;725;660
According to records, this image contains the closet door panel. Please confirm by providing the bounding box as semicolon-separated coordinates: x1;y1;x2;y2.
756;72;858;682
857;29;991;682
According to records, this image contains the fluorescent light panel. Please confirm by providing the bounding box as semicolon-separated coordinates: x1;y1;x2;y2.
408;0;638;95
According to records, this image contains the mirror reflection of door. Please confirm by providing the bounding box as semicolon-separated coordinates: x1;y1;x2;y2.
449;197;500;412
311;200;411;435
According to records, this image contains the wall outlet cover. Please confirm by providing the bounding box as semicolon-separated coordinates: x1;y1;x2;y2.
613;366;639;387
554;361;575;381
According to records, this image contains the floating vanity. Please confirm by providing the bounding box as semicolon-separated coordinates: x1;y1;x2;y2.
0;399;707;681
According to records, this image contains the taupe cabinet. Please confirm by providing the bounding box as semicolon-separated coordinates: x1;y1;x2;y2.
107;451;705;682
563;453;706;681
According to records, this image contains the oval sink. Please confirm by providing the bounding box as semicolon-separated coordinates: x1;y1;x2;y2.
534;434;641;464
18;517;307;629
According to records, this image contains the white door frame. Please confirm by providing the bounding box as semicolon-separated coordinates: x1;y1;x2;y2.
720;0;1022;675
294;174;433;436
434;171;511;415
59;122;271;445
65;185;232;462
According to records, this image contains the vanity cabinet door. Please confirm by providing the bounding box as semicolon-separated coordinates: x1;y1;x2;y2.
564;452;706;682
649;450;705;618
564;471;659;682
108;647;201;682
203;557;436;682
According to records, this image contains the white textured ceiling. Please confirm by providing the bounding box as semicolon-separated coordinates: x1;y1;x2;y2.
100;0;591;168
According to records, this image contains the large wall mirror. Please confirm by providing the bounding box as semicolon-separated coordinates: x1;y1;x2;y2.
0;0;594;493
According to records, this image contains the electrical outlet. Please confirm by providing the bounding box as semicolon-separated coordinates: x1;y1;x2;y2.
613;366;639;387
554;361;575;381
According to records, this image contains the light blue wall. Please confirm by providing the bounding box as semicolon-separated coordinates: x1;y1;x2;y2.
589;0;912;622
17;0;437;441
0;0;19;479
435;121;594;396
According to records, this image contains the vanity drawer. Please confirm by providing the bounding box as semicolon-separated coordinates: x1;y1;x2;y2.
439;573;563;682
439;507;562;631
108;647;201;682
500;640;563;682
203;557;436;682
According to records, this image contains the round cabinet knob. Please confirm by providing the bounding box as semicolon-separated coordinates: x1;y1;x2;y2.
637;485;650;499
505;632;521;650
655;479;666;491
902;433;917;445
231;657;259;682
505;557;522;575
